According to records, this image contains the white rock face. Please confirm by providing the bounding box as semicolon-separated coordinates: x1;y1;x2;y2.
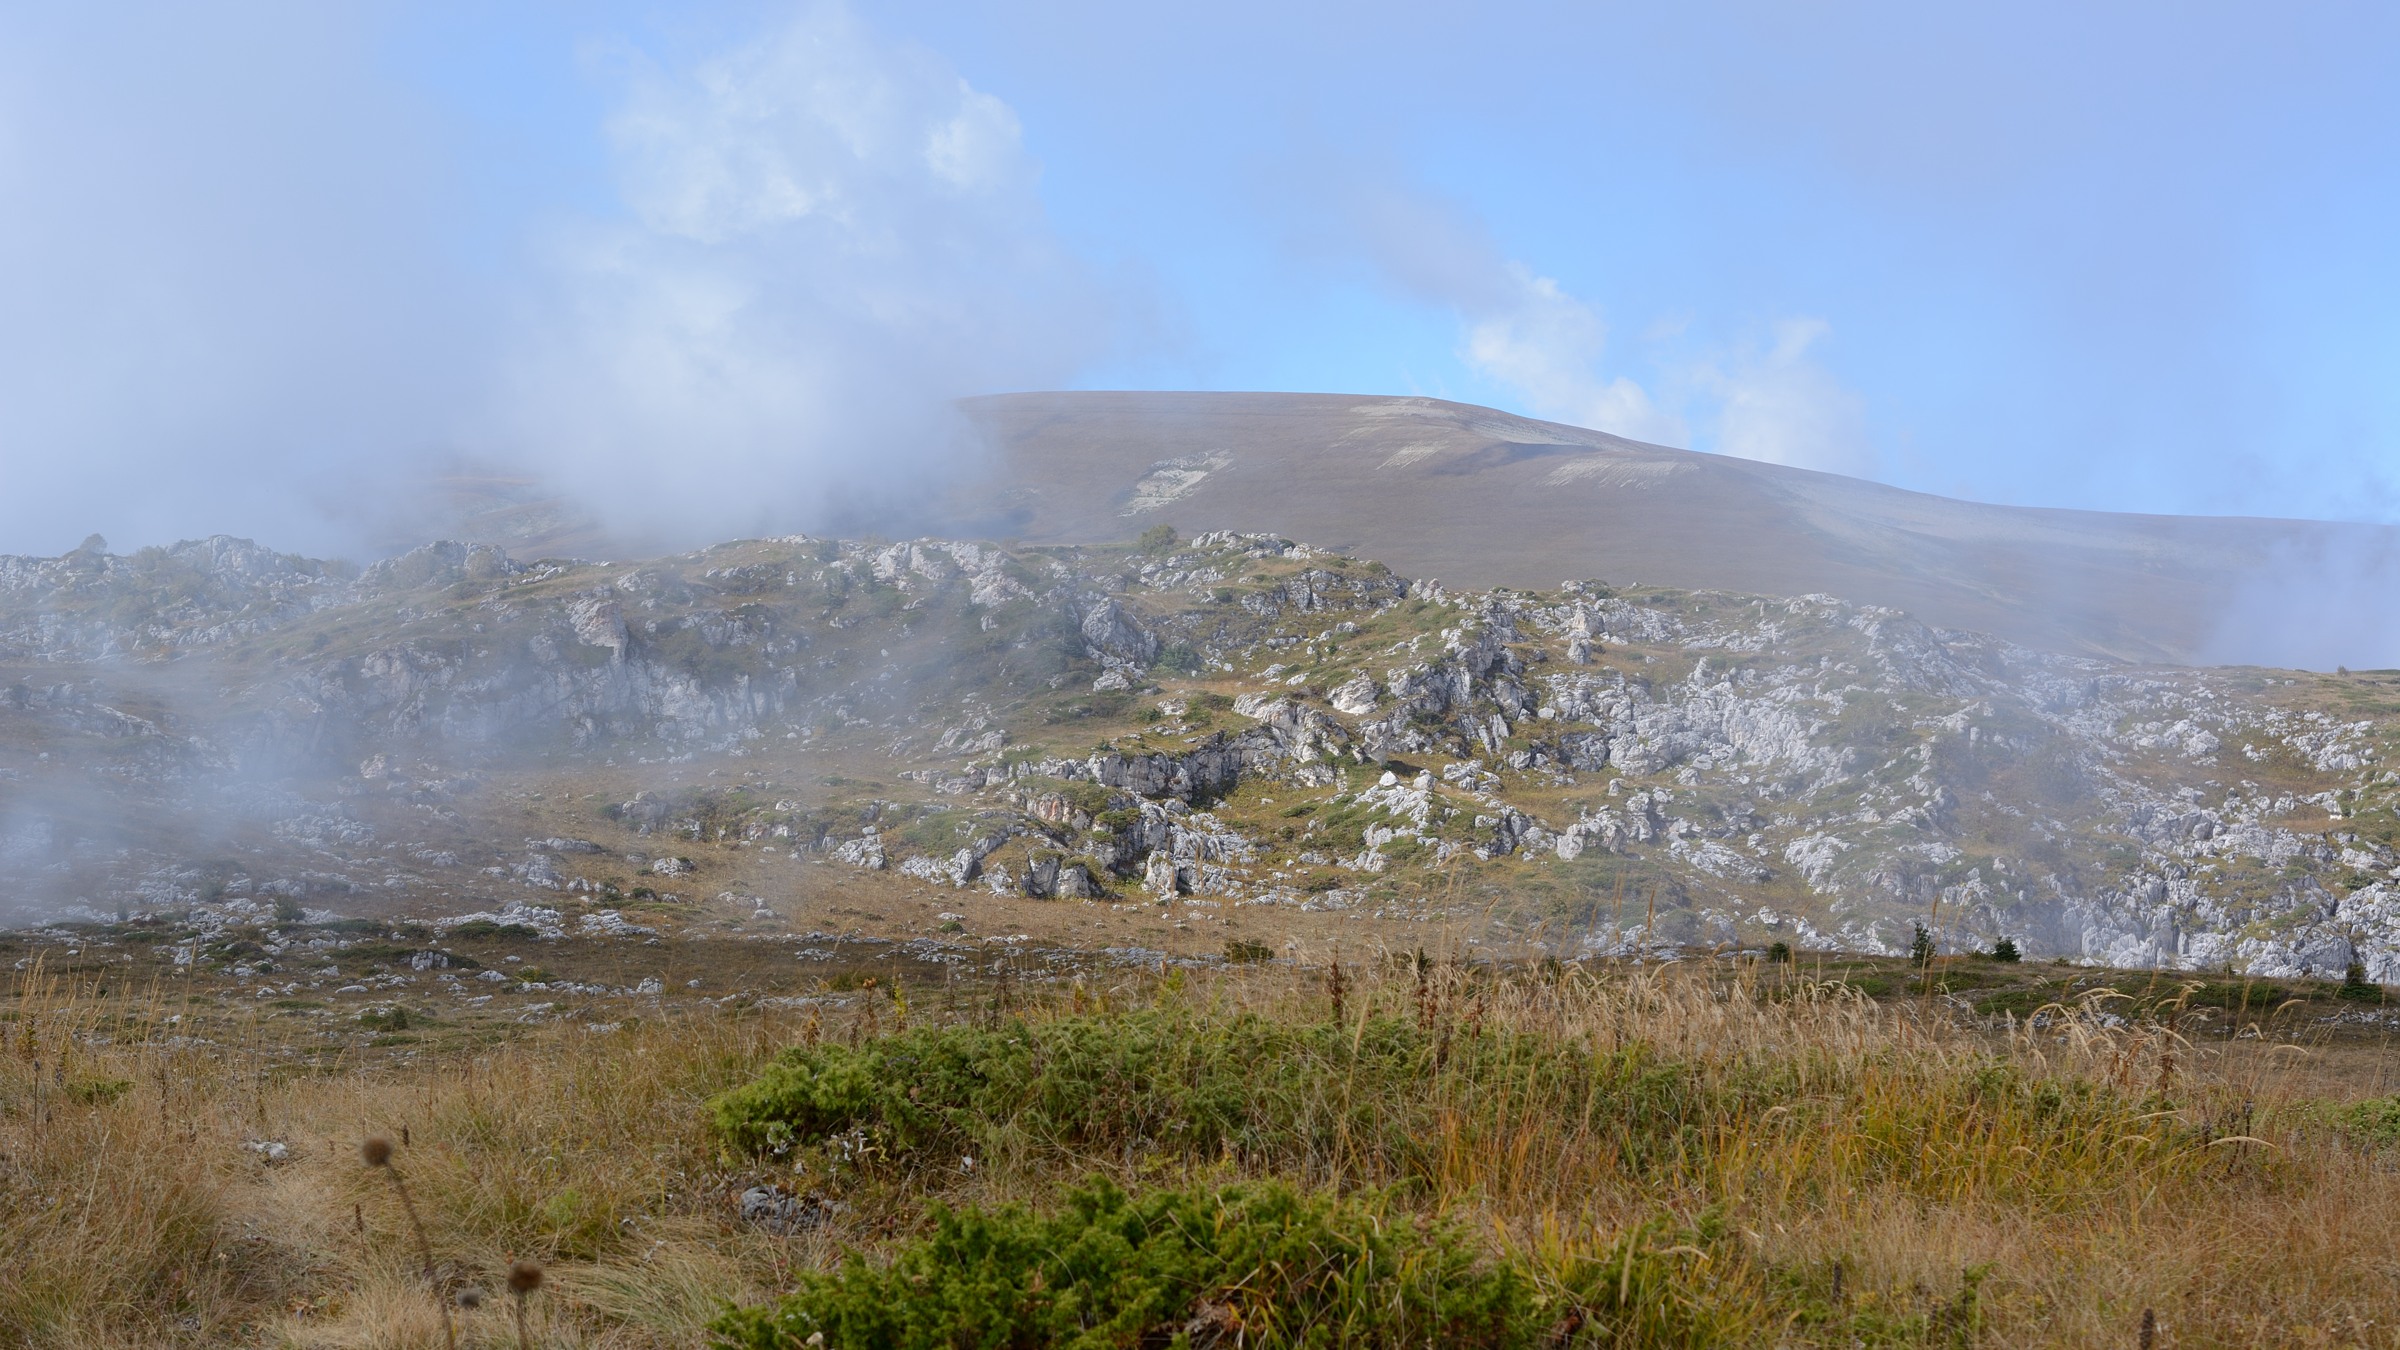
833;836;886;870
566;595;630;661
1329;675;1379;716
1144;848;1181;897
1079;597;1158;666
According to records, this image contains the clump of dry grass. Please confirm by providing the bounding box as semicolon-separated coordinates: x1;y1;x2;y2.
2;949;2398;1345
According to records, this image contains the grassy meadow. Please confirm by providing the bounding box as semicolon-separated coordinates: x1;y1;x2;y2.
7;943;2400;1347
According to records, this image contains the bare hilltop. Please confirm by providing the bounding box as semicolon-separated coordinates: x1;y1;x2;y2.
957;390;2381;666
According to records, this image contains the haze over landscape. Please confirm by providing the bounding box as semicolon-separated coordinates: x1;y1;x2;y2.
10;5;2400;1347
5;4;2400;628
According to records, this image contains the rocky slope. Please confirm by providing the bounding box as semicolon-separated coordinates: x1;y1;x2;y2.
4;530;2398;978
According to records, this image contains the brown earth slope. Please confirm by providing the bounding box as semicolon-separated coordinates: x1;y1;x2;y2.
954;390;2380;664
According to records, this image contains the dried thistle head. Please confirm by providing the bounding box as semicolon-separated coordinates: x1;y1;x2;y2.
507;1259;545;1295
360;1136;395;1168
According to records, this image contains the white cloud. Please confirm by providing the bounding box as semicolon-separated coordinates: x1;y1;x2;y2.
1696;318;1873;477
1306;171;1877;472
495;2;1108;546
1318;178;1684;443
1458;266;1684;444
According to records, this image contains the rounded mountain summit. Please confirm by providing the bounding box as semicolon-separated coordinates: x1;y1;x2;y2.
954;391;2377;667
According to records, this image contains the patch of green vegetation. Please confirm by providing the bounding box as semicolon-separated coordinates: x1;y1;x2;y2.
714;1008;1748;1180
446;919;543;941
2340;960;2385;1003
1043;689;1138;724
1224;938;1275;964
311;918;386;936
706;1003;2158;1217
712;1178;1712;1350
66;1077;132;1106
358;1006;425;1032
2181;979;2293;1014
1029;777;1113;817
2320;1096;2400;1147
1830;973;1899;1000
1908;923;1936;967
1965;985;2055;1018
895;809;974;856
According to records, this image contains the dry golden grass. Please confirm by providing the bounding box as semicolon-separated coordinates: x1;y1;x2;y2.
5;948;2400;1347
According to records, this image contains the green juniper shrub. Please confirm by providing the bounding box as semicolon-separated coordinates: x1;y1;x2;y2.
709;1178;1542;1350
446;919;542;941
709;1004;2190;1229
706;1008;1741;1184
711;1178;1750;1350
2320;1095;2400;1147
1910;923;1936;968
1990;936;2022;964
67;1077;133;1106
2340;960;2383;1002
1766;941;1793;964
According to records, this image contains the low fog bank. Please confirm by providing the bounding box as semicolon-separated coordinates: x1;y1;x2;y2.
0;5;1108;563
2201;535;2400;671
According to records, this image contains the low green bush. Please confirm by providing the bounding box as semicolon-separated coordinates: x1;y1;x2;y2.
1155;643;1203;675
447;919;542;941
709;1178;1543;1350
710;1002;2191;1220
2320;1095;2400;1147
2340;960;2383;1002
712;1178;1749;1350
708;1007;1743;1187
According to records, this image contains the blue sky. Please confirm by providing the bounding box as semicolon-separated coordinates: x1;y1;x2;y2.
2;1;2396;554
